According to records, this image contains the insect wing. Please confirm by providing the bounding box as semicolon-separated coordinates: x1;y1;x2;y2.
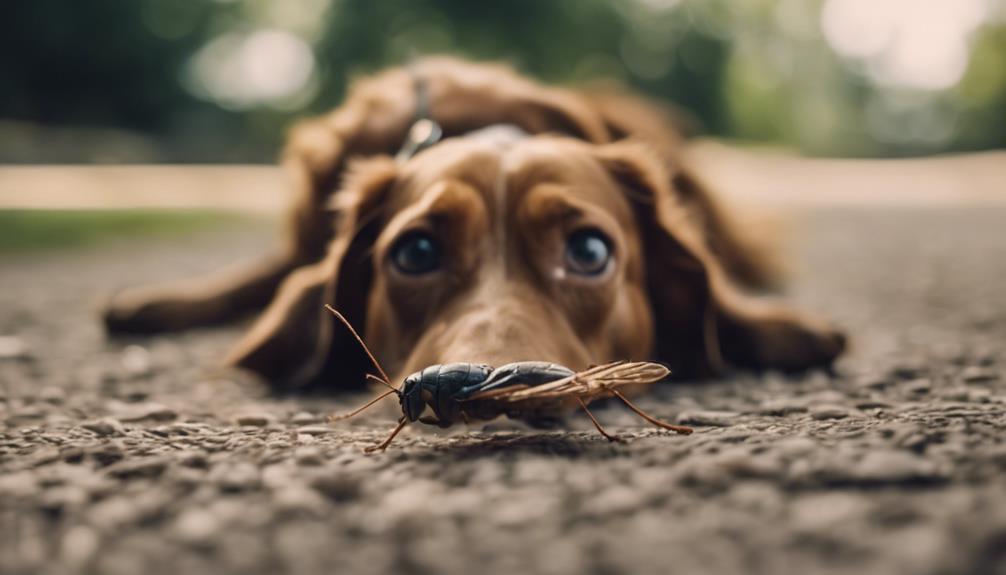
466;361;670;404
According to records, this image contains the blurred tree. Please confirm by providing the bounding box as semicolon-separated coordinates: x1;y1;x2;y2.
1;0;1003;163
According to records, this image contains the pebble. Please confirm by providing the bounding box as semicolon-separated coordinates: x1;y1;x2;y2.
105;456;170;479
294;446;324;466
31;446;62;467
309;473;361;502
851;450;946;485
172;508;221;545
235;413;272;427
39;386;67;404
809;404;853;420
678;410;738;427
0;335;30;360
210;462;260;492
961;366;999;384
580;485;644;516
88;442;125;466
0;470;38;497
756;400;808;416
60;526;100;567
273;486;329;515
81;418;126;437
296;425;334;436
854;374;891;390
120;345;152;376
904;379;932;395
118;403;177;423
290;411;323;425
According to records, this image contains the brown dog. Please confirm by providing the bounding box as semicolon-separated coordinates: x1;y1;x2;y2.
104;57;845;389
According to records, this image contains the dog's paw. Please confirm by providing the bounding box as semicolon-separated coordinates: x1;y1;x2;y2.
720;310;847;373
102;290;194;334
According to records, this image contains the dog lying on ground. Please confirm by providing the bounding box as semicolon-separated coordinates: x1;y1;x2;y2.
103;56;845;390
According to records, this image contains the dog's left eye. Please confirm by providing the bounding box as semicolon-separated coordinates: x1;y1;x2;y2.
390;232;441;275
565;229;612;276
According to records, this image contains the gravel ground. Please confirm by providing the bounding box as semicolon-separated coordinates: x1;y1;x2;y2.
1;208;1005;575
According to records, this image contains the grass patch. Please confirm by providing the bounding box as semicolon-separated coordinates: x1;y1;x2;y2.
0;210;259;252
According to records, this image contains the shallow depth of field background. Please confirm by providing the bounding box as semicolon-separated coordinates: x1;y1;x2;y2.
3;0;1005;166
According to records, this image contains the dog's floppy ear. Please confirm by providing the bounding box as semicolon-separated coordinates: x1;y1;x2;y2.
594;142;845;377
225;157;397;389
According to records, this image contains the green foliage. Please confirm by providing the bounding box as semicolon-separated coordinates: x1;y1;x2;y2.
3;0;1003;161
0;210;252;252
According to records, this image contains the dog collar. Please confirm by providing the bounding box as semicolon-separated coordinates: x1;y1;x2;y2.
395;67;443;163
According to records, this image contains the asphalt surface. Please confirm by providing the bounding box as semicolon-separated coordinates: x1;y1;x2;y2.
1;207;1005;575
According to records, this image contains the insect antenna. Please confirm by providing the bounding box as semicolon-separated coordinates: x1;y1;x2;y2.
330;388;400;422
366;373;399;393
324;304;394;387
325;305;401;422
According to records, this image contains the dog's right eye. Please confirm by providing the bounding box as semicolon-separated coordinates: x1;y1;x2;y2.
390;232;441;275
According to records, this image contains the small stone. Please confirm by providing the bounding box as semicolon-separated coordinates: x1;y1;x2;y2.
39;485;89;512
87;496;139;526
581;485;643;516
891;362;926;380
235;413;272;427
118;403;177;423
0;335;30;360
855;399;894;410
88;442;125;466
210;462;260;492
296;425;333;436
60;526;100;567
105;456;170;479
290;412;323;425
39;386;66;404
172;508;220;545
81;419;125;437
772;437;819;459
60;446;86;463
177;452;208;469
904;379;932;395
961;366;998;384
852;450;946;485
310;473;361;502
757;400;808;416
854;374;891;390
809;404;852;420
0;471;38;497
677;410;738;427
32;446;62;467
120;345;151;376
274;486;329;515
294;446;324;466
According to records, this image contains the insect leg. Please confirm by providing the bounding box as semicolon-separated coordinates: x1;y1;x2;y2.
364;416;409;453
610;390;693;435
576;397;623;443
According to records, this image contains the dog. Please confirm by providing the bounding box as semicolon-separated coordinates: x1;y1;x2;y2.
103;56;846;390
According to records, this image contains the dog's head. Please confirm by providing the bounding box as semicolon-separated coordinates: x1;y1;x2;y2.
229;132;844;389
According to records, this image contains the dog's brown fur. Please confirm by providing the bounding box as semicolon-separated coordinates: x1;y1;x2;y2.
104;57;845;389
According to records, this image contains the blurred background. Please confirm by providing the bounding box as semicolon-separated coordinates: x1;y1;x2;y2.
3;0;1005;165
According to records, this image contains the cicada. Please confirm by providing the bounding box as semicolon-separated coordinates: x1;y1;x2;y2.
325;305;693;452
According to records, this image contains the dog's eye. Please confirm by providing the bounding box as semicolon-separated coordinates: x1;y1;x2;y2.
390;232;441;275
565;229;612;276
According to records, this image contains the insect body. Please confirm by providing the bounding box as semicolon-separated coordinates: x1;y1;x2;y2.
325;305;692;452
399;362;494;426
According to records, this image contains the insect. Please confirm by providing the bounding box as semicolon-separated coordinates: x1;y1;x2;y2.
325;305;693;452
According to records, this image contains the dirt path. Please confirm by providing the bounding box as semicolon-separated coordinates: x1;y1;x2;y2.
1;208;1005;575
